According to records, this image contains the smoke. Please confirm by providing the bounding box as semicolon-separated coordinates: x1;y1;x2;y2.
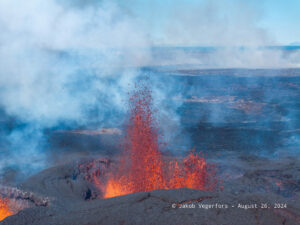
0;0;299;181
0;0;153;179
152;0;271;47
147;47;300;68
0;0;151;122
128;0;300;68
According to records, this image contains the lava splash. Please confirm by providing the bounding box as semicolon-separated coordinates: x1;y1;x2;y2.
0;197;12;221
103;84;218;198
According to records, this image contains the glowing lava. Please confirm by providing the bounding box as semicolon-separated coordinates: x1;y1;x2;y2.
0;197;12;221
103;85;217;198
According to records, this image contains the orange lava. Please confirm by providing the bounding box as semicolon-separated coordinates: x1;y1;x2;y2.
0;197;12;221
275;181;283;189
103;85;217;198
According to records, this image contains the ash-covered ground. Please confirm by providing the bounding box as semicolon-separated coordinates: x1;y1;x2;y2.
48;68;300;157
0;154;299;225
1;69;300;224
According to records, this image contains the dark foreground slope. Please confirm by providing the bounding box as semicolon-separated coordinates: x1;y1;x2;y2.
1;188;300;225
1;157;300;225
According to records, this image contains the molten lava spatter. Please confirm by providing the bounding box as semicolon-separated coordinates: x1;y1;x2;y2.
103;85;217;198
0;197;12;221
104;87;164;198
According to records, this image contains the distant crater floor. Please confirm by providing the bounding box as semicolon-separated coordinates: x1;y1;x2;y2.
1;156;300;225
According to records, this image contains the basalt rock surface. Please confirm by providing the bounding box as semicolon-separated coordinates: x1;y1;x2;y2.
0;157;299;225
1;188;300;225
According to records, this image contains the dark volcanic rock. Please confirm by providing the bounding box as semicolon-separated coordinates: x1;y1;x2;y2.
1;156;300;225
1;188;300;225
17;158;111;203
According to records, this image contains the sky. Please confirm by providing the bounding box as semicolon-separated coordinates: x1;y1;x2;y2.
121;0;300;46
259;0;300;45
1;0;299;47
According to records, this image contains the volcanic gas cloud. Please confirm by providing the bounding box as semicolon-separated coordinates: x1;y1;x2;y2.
99;84;218;198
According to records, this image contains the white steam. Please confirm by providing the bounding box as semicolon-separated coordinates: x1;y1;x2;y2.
0;0;299;178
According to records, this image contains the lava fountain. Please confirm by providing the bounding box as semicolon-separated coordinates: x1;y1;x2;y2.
102;84;218;198
0;197;12;221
